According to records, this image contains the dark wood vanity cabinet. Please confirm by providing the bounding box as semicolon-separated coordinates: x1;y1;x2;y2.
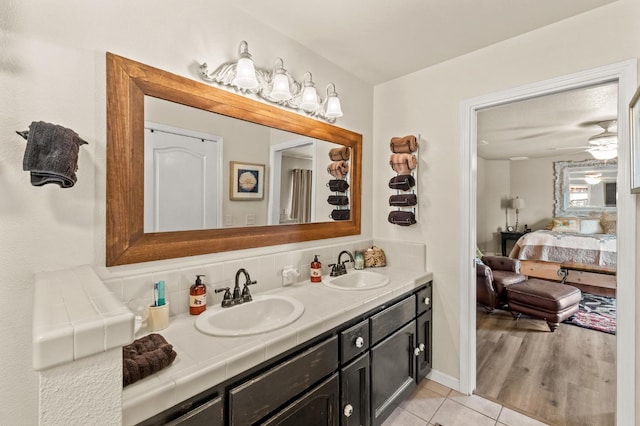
137;282;432;426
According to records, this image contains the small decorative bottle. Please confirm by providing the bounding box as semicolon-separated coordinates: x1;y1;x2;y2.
310;255;322;283
189;275;207;315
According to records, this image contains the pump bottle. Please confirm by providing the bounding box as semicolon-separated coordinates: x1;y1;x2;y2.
190;275;207;315
310;255;322;283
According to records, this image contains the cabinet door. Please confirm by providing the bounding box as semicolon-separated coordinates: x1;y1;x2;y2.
340;353;370;426
262;373;340;426
416;310;432;382
370;321;417;426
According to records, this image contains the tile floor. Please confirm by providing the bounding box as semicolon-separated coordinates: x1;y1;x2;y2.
382;379;549;426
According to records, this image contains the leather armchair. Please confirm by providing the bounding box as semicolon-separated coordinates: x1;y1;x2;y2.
476;255;526;312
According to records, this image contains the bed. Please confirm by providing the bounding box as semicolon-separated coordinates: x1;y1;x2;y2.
508;227;617;296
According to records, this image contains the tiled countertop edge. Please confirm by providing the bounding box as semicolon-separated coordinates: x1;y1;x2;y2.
32;265;135;371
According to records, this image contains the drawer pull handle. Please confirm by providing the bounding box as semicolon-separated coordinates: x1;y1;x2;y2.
414;348;421;357
424;297;430;305
419;343;425;352
344;404;354;417
355;336;365;348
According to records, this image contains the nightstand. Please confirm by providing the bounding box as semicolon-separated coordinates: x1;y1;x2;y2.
501;231;525;256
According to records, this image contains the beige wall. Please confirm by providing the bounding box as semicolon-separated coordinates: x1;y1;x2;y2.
373;1;640;412
476;158;510;255
0;1;373;423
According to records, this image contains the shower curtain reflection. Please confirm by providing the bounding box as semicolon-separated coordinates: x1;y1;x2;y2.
288;169;312;223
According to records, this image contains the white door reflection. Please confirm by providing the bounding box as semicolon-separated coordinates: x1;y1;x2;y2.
144;122;222;232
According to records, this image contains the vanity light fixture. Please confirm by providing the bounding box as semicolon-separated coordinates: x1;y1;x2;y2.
269;58;293;101
198;41;342;123
324;83;343;118
299;72;320;112
231;41;259;90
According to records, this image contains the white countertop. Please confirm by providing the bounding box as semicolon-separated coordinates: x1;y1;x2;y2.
122;267;432;425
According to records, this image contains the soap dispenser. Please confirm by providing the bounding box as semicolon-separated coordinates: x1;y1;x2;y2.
310;255;322;283
190;275;207;315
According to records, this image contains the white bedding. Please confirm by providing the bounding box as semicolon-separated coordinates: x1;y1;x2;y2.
509;230;616;267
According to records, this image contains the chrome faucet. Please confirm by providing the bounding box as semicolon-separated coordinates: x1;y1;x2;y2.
330;250;355;276
214;268;257;308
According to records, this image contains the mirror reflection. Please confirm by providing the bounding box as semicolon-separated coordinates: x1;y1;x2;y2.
144;97;343;232
553;158;617;217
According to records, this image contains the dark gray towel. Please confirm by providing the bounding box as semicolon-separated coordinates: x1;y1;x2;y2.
21;121;87;188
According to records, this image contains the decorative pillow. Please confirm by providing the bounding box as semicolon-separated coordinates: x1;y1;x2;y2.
579;219;604;234
551;217;580;232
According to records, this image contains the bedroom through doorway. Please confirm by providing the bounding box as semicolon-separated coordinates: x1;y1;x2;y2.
474;81;619;425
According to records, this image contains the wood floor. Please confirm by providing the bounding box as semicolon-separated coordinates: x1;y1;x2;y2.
475;307;616;426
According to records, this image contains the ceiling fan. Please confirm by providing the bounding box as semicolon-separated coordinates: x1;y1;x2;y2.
552;120;618;160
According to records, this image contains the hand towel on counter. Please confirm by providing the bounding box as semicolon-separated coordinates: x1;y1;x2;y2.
388;174;415;191
20;121;88;188
327;161;350;179
328;146;350;161
389;153;417;174
123;333;177;387
390;135;419;153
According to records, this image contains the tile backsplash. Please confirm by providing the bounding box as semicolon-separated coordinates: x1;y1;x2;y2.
101;239;425;317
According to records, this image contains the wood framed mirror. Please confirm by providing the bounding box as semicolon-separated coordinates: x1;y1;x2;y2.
106;53;361;266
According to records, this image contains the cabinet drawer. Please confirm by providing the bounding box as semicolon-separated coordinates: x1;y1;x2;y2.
229;336;338;425
340;319;370;363
370;295;416;346
165;396;223;426
416;284;432;315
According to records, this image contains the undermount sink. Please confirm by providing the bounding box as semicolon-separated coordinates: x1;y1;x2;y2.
195;295;304;337
322;270;390;291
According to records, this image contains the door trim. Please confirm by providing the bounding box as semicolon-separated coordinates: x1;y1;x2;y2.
459;59;637;425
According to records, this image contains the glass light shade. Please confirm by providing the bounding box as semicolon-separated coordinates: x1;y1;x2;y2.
585;176;602;185
300;85;319;111
588;146;618;160
270;73;292;101
233;57;259;90
325;95;343;118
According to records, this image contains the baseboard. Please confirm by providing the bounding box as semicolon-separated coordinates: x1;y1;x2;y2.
425;369;461;393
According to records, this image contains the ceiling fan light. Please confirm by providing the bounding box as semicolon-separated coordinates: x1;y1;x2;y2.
588;145;617;160
585;175;602;185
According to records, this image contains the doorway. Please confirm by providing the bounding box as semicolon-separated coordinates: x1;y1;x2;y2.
459;60;637;425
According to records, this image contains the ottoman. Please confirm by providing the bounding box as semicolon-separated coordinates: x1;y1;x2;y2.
506;278;581;332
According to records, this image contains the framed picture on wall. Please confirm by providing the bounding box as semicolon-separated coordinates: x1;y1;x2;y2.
229;161;265;200
630;85;640;193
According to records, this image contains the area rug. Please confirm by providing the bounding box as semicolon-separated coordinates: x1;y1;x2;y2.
562;292;616;335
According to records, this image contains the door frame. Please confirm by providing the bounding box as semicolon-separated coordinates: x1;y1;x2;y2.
268;138;318;225
459;59;637;425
